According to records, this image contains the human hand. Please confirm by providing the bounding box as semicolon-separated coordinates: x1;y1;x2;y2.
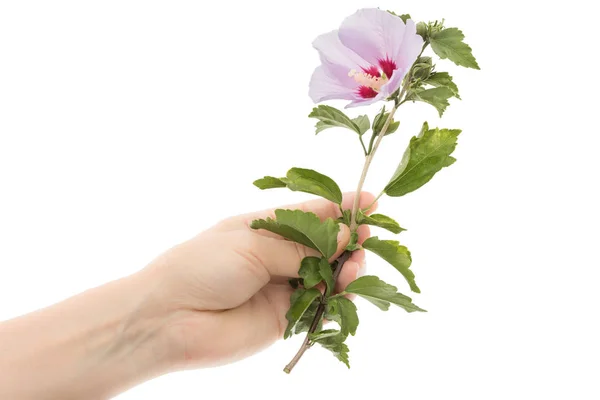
0;192;376;399
142;192;376;370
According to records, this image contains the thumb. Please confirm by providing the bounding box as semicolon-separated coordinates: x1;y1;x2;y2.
329;223;350;262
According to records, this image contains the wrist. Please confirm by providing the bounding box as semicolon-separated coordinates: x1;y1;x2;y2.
61;271;181;398
114;268;184;377
56;270;182;398
128;262;207;372
0;268;182;399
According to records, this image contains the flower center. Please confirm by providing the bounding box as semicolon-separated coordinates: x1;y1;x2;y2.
348;68;386;91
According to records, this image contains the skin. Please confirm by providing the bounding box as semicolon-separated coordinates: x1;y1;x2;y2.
0;192;375;399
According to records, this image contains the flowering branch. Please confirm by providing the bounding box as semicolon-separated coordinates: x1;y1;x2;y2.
250;8;478;372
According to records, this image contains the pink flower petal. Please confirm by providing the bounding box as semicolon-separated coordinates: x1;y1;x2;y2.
338;8;408;67
309;66;358;103
346;94;384;108
379;66;405;97
320;56;359;91
395;19;424;71
313;30;369;72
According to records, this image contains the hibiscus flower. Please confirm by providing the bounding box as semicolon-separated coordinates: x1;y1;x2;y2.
309;8;424;108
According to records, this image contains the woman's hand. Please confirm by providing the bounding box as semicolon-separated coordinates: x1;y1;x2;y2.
0;192;374;399
144;192;374;369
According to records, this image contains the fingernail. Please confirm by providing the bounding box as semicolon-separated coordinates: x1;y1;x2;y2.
357;262;367;278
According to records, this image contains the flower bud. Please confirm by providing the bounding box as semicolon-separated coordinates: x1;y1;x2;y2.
412;56;434;80
416;21;428;38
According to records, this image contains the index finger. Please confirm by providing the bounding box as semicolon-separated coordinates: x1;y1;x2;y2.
218;191;378;232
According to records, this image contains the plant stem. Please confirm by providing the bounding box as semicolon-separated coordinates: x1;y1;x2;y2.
349;106;398;231
283;303;322;374
348;43;429;227
359;135;368;156
283;251;352;374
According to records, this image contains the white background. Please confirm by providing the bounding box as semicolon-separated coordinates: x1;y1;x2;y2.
1;1;599;399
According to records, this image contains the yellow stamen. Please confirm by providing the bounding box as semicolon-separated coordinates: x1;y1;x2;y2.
348;69;386;91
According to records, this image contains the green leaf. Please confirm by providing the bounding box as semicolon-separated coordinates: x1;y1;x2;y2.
398;13;411;23
284;167;343;205
294;298;322;335
253;168;342;205
298;257;334;294
253;176;287;190
319;258;335;296
430;27;480;70
309;105;362;135
345;231;360;251
284;288;321;338
362;237;419;293
298;256;323;289
345;276;426;313
357;212;406;234
372;106;400;136
326;296;359;336
250;209;340;258
315;121;329;134
387;11;411;23
340;209;405;235
293;289;322;335
352;115;370;135
407;87;454;117
385;123;461;197
313;331;350;368
424;72;460;99
309;329;341;341
275;210;339;258
339;209;352;226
